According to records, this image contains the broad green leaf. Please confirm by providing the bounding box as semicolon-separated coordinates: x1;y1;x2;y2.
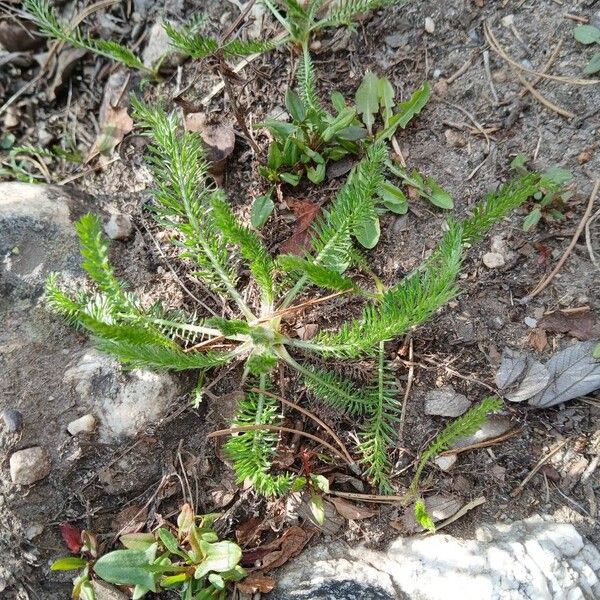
131;585;150;600
307;163;326;184
256;119;296;139
593;342;600;359
311;474;330;493
280;171;301;186
93;545;158;592
353;212;381;248
321;108;357;142
292;476;308;491
157;528;185;557
336;125;368;141
510;152;528;171
379;81;431;140
415;499;436;532
331;90;347;113
285;88;306;122
309;492;325;525
79;580;95;600
355;70;380;133
378;181;408;214
194;541;242;579
161;573;189;587
378;77;395;127
584;52;600;75
523;207;542;232
267;141;283;170
120;533;156;551
208;573;225;589
50;556;87;571
543;166;573;186
574;25;600;45
250;194;275;228
425;177;454;209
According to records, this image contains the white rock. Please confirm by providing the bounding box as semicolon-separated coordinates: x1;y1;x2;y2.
9;447;51;485
483;252;505;269
524;316;538;328
425;386;471;417
103;213;133;240
63;350;179;441
142;21;172;68
91;580;129;600
67;414;96;435
269;516;600;600
433;454;457;471
425;17;435;33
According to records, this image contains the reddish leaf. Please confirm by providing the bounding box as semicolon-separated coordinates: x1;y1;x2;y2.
60;522;82;554
237;573;276;594
539;310;600;341
528;328;547;352
329;497;378;520
242;526;312;570
280;199;320;255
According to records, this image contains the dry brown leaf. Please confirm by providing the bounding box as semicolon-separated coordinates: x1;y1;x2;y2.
184;112;235;180
280;199;320;255
87;70;133;162
328;496;377;520
244;526;312;571
296;324;318;340
235;517;263;547
47;48;87;101
237;573;276;594
110;504;148;535
539;310;600;341
0;19;44;52
529;328;547;352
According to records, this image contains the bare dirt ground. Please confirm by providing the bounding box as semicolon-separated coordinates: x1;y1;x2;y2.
1;0;599;598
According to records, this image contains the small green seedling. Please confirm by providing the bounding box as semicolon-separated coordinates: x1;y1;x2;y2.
574;24;600;75
510;153;573;231
409;396;503;531
51;505;245;600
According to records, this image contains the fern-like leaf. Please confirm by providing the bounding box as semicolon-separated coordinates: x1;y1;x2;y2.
25;0;149;72
315;219;463;357
278;255;357;292
411;396;504;493
358;343;400;493
224;384;295;496
317;0;407;29
210;192;275;306
297;45;325;117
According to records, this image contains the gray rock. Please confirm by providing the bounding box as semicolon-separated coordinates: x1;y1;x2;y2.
433;454;457;471
67;413;96;435
63;349;179;441
9;447;51;485
2;409;23;432
269;516;600;600
142;21;172;68
452;415;513;448
103;213;133;240
482;251;505;269
0;182;88;299
424;386;471;417
91;580;129;600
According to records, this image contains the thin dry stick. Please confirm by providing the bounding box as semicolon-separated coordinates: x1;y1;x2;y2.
398;338;414;442
483;50;499;103
208;424;353;465
513;69;574;119
249;387;355;465
525;180;600;301
511;439;568;497
439;428;521;456
585;207;600;270
445;52;477;85
484;22;599;86
327;489;407;504
441;101;491;152
519;39;563;98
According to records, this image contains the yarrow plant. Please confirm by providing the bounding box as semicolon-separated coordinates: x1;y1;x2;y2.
46;93;545;495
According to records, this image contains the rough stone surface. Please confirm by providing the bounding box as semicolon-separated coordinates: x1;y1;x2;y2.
91;580;128;600
0;182;88;299
67;413;96;435
483;251;506;269
433;454;457;471
9;447;51;485
63;349;179;441
103;213;133;240
268;516;600;600
1;409;23;433
424;386;471;417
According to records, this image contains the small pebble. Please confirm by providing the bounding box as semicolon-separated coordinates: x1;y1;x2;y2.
2;409;23;433
524;316;537;328
483;252;505;269
434;454;457;471
103;213;133;240
67;414;97;435
501;14;514;27
25;524;44;540
9;447;51;485
425;17;435;34
425;386;471;417
310;40;322;51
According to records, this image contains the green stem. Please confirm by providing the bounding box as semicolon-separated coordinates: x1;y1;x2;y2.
143;317;251;343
